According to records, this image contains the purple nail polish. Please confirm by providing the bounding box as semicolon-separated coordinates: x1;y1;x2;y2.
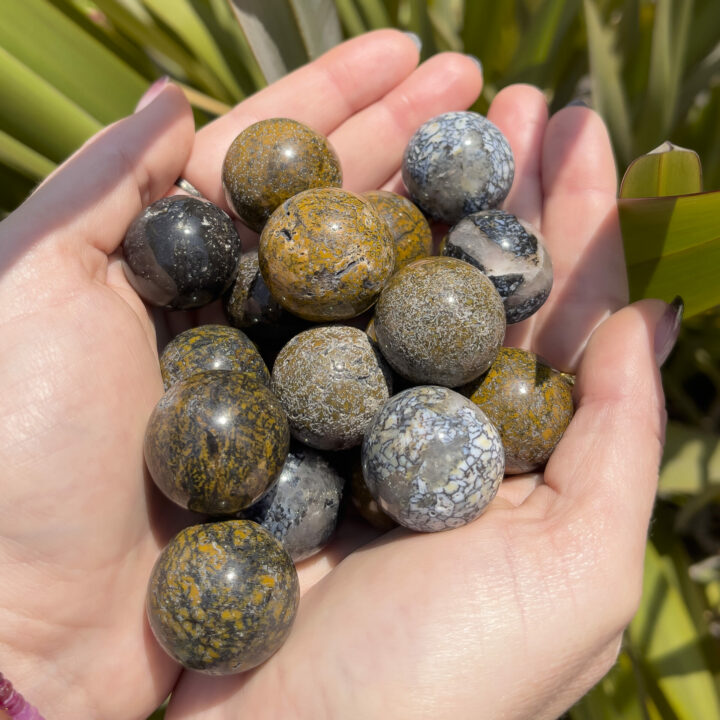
135;76;170;113
654;296;684;366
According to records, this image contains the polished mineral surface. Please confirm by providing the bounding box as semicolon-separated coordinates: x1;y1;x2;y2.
362;386;504;532
442;210;552;324
259;188;395;322
463;347;574;474
146;520;299;675
272;325;392;450
144;371;289;514
402;111;514;225
374;257;506;386
222;117;342;232
160;324;270;391
122;195;241;309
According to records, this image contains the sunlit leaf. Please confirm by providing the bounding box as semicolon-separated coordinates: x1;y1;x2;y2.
659;421;720;496
0;129;57;181
621;143;703;198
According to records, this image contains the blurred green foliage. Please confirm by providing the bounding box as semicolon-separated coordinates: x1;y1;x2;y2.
1;2;719;719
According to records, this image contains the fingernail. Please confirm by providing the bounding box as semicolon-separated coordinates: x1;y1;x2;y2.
174;177;205;198
465;55;483;75
135;76;170;113
566;98;590;108
404;32;422;53
655;295;684;366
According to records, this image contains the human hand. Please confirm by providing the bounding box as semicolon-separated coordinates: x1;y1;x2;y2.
0;29;675;720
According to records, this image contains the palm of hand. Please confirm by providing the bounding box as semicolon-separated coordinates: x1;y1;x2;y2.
0;31;666;720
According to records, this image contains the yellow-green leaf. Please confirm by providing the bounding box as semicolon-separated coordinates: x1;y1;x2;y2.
621;142;703;198
0;129;57;181
660;421;720;497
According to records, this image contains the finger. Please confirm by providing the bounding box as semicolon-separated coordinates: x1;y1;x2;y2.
333;52;483;192
532;106;627;370
184;30;421;204
3;85;194;265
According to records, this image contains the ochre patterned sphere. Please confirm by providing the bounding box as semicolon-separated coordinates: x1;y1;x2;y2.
147;520;299;674
374;257;506;386
259;187;395;321
144;371;289;514
463;347;574;474
222;118;342;232
363;190;433;272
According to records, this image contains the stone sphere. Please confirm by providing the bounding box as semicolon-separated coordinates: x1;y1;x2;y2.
374;257;506;386
147;520;299;674
160;324;270;391
122;195;241;309
144;371;289;514
222;118;342;232
442;210;553;324
463;347;574;474
348;452;397;530
402;111;514;225
363;190;433;272
362;386;504;532
240;445;345;561
271;325;392;450
259;188;395;322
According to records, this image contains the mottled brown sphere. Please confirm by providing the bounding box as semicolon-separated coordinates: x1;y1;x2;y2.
259;188;395;322
363;190;433;272
144;371;289;514
374;257;506;386
160;324;270;391
222;118;342;232
463;347;574;474
147;520;299;675
271;326;392;450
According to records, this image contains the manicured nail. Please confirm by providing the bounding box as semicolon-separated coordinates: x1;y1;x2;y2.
566;98;590;108
655;295;684;366
404;32;422;53
135;76;170;113
174;177;205;199
465;55;483;75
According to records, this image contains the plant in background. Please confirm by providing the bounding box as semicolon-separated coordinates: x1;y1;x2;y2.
1;1;720;718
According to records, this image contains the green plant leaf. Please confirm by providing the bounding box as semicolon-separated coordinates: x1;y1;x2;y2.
0;129;57;181
659;421;720;497
620;142;703;198
353;0;391;29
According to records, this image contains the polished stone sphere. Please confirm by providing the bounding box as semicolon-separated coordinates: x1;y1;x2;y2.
259;188;395;322
442;210;553;324
122;195;242;309
374;257;506;386
402;111;514;225
463;347;574;474
362;386;504;532
222;118;342;232
147;520;299;674
144;371;289;514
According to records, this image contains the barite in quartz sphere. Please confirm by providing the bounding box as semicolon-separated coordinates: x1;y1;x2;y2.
144;371;289;514
374;257;506;387
271;325;392;451
402;111;514;225
363;190;433;272
222;117;342;232
122;195;242;309
463;347;574;474
147;520;299;674
348;451;397;531
240;445;345;562
442;210;553;324
259;187;395;322
362;386;504;532
160;324;270;391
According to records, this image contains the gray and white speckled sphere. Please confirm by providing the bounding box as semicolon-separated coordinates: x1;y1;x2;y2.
362;386;504;532
402;111;514;225
374;257;506;387
272;326;393;450
442;210;553;324
240;446;345;561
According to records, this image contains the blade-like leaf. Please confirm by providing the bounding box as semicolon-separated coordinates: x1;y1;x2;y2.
620;143;703;198
659;421;720;496
0;129;57;181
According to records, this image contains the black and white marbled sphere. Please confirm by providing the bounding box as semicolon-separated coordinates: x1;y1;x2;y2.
442;210;553;324
240;446;345;562
362;386;504;532
402;111;514;225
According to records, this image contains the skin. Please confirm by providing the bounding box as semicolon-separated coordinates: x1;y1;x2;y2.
0;30;668;720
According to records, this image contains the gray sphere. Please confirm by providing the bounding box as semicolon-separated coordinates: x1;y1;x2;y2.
402;111;514;225
362;386;504;532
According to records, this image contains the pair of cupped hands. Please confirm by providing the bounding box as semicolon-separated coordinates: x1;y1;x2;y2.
0;30;674;720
